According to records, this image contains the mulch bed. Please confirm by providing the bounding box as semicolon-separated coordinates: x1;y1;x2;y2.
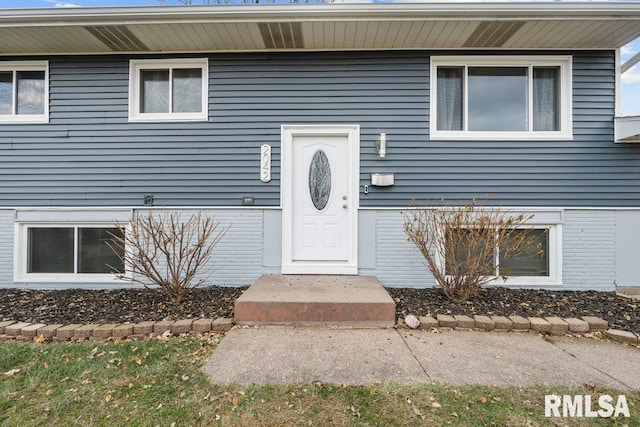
1;286;638;334
0;287;245;325
389;287;640;334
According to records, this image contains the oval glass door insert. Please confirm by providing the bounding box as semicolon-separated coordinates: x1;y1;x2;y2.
308;150;331;211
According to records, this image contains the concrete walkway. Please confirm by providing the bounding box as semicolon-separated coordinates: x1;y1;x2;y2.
202;327;640;389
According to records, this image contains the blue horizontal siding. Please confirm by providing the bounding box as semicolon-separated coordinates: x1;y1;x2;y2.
0;50;639;207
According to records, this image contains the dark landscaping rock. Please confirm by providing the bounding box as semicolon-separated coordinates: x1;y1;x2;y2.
0;287;244;325
389;288;639;334
0;286;637;337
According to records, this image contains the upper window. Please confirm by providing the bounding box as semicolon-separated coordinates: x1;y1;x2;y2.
430;56;572;140
129;58;208;122
0;61;48;123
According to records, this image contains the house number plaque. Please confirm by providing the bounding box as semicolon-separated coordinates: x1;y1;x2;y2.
260;144;271;183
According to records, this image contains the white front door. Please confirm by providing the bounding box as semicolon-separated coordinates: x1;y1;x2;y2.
281;125;359;274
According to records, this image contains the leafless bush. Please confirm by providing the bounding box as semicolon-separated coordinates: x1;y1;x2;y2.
403;199;544;304
109;211;229;304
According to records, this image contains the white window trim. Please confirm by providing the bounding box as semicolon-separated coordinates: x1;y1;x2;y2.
0;61;49;124
14;222;129;283
430;55;573;141
128;58;208;122
437;224;562;286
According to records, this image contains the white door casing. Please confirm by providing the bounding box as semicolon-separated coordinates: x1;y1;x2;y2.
281;125;359;274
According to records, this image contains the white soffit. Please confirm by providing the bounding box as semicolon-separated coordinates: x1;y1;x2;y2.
0;3;640;55
615;116;640;143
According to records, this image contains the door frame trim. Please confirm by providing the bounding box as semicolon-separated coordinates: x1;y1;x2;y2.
281;124;360;274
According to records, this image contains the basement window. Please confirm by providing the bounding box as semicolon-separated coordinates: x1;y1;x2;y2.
0;61;48;123
16;224;125;282
129;58;208;122
444;225;561;285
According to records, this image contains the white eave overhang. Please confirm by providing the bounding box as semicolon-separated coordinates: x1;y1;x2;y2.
615;116;640;143
1;2;640;56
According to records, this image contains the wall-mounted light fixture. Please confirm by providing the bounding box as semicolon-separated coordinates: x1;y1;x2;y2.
371;173;394;187
143;195;154;206
376;133;387;158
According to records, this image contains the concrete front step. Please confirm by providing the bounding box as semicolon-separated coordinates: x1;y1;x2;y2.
235;275;396;327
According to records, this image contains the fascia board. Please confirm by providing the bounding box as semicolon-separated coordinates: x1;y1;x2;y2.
2;3;640;27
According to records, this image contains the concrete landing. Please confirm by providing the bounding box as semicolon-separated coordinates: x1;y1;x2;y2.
234;275;396;327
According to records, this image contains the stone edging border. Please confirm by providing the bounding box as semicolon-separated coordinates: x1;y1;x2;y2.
0;315;638;345
397;314;640;345
0;318;234;343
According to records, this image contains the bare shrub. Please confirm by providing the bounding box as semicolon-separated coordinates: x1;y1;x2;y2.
403;199;545;304
109;211;229;304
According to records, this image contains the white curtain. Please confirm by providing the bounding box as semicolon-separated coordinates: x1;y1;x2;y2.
141;69;169;114
16;71;45;115
533;67;559;131
172;68;202;113
437;67;463;131
0;72;12;115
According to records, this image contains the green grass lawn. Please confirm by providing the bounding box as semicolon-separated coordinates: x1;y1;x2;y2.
0;335;637;426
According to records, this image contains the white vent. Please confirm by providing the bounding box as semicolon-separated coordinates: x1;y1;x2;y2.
464;21;525;48
259;23;303;49
85;26;148;52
